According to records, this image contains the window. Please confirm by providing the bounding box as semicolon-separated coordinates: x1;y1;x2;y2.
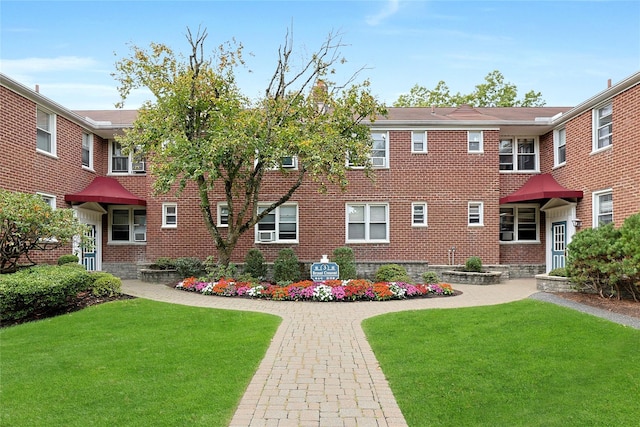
412;131;427;153
280;156;297;169
218;205;229;227
256;204;298;243
593;190;613;226
348;132;388;168
162;203;177;228
36;193;57;242
412;202;427;227
109;207;146;243
110;140;145;174
499;137;538;171
468;202;484;226
468;131;483;153
346;203;389;242
82;133;93;169
500;205;539;242
36;106;56;155
593;102;612;151
554;128;566;166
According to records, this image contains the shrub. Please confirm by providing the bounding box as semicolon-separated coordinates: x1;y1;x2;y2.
57;254;79;266
332;247;357;280
89;272;122;297
153;257;176;270
244;249;267;280
375;264;413;283
174;257;205;278
273;248;300;283
464;256;483;273
548;268;568;277
204;256;237;281
422;271;441;284
0;264;93;323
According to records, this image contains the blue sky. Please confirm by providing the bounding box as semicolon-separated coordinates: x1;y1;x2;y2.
2;1;639;110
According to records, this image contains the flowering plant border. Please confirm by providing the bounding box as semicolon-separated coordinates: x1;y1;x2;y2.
175;278;456;302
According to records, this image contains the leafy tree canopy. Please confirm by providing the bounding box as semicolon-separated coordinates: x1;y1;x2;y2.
0;190;91;274
393;70;545;107
113;28;386;265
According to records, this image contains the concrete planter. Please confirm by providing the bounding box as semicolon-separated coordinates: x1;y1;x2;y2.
139;269;182;284
441;270;503;285
535;274;575;292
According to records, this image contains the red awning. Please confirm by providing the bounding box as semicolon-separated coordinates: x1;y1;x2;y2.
65;177;146;206
500;174;583;204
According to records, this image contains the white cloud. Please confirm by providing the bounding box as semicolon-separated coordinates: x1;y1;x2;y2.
0;56;99;74
366;0;401;26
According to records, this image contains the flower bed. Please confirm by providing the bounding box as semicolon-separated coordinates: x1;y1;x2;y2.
175;278;455;302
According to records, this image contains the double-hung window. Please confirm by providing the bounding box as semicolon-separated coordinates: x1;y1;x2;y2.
346;203;389;242
162;203;177;228
500;205;539;242
256;204;298;243
412;202;427;227
593;190;613;226
553;128;566;166
593;102;612;151
412;131;427;153
468;202;484;226
110;140;145;174
82;133;93;169
110;207;147;243
348;132;389;168
499;137;538;171
36;106;56;155
468;131;483;153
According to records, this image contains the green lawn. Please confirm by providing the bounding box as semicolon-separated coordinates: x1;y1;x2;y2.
1;298;281;426
363;300;640;427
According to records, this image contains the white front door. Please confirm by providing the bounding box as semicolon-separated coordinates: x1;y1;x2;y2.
541;199;578;273
73;204;105;272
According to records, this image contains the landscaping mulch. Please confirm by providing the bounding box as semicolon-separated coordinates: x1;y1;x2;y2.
554;292;639;319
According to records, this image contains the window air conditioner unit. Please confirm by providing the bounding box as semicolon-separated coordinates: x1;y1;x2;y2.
258;231;276;242
281;156;296;168
134;232;146;242
132;161;146;173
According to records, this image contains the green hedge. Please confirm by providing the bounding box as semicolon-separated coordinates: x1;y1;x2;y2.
0;265;122;324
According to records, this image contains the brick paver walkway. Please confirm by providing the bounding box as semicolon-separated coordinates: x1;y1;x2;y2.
122;279;538;426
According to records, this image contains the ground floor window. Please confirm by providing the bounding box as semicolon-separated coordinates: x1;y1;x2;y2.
109;207;146;243
412;202;427;227
500;205;539;242
256;204;298;243
162;203;177;228
593;189;613;226
468;201;484;226
346;203;389;243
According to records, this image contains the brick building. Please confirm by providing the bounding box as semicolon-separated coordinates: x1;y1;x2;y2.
1;71;638;279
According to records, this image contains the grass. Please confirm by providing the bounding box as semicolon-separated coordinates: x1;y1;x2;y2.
363;299;640;427
1;298;280;426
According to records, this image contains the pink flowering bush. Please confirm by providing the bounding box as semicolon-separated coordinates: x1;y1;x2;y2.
175;278;456;302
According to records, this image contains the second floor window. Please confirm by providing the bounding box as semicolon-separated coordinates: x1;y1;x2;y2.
82;133;93;169
110;141;145;174
348;132;389;168
36;106;56;155
593;102;612;151
554;128;566;166
468;131;483;153
499;137;537;172
412;131;427;153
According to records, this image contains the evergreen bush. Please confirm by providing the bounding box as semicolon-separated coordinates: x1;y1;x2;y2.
422;271;441;284
547;267;568;277
332;247;357;280
57;254;79;265
175;257;205;278
204;256;237;281
273;248;300;283
464;256;483;273
153;257;176;270
375;264;413;283
89;272;122;297
244;248;267;280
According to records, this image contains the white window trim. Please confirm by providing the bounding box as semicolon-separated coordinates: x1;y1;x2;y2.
217;204;229;227
108;140;146;175
36;106;57;157
553;128;566;168
411;131;428;154
108;206;147;244
162;203;178;228
411;202;428;227
36;192;58;242
348;131;389;169
592;189;613;227
345;202;390;243
468;201;484;227
592;102;613;153
467;130;484;153
82;132;94;171
254;203;299;244
499;204;540;243
499;136;540;173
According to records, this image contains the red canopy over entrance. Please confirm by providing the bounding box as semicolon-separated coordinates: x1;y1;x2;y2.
64;177;146;206
500;174;582;204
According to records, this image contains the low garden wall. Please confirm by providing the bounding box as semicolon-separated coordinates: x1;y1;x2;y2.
535;274;575;293
441;270;503;285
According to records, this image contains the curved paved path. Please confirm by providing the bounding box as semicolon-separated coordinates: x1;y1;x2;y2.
122;279;538;426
